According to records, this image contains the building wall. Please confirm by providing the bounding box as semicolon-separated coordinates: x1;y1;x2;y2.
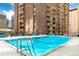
0;14;7;29
77;8;79;35
13;4;18;33
46;3;59;34
24;3;33;34
64;3;69;35
46;3;69;35
34;3;47;34
14;3;69;35
17;3;25;34
69;9;78;35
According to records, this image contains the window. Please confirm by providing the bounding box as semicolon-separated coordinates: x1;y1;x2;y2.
34;25;35;29
53;27;55;29
47;16;50;18
47;9;51;12
20;22;23;24
34;13;35;16
47;21;50;23
33;18;35;23
62;18;63;20
62;25;63;27
34;8;36;11
20;26;24;29
53;22;55;24
48;31;51;34
47;26;50;29
20;13;23;16
53;9;55;11
53;31;55;33
0;15;3;19
52;18;55;21
62;28;63;30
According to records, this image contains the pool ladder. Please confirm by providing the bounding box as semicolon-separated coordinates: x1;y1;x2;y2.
17;38;36;56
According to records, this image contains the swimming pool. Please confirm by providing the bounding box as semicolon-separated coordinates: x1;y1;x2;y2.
5;35;70;56
0;33;6;37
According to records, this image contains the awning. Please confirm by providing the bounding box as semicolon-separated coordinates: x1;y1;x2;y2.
0;29;14;32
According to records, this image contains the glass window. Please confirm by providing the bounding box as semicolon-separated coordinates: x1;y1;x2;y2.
53;9;55;11
52;18;55;21
53;27;55;29
53;31;55;33
53;22;55;24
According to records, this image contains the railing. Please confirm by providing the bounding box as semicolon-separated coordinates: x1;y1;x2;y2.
17;37;36;56
16;35;47;56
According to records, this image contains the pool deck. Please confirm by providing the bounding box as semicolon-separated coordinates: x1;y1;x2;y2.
0;37;79;56
47;37;79;56
0;41;21;56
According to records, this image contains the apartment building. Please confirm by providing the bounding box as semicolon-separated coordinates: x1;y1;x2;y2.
69;8;79;36
46;3;69;35
0;14;7;29
14;3;69;35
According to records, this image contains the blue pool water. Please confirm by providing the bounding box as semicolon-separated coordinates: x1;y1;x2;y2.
0;33;6;37
5;35;70;56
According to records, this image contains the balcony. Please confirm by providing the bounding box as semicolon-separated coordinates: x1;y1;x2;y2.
19;19;24;22
34;8;36;11
19;15;24;19
20;24;24;27
18;3;24;7
18;10;24;14
19;26;24;29
46;9;51;12
46;4;51;9
47;12;51;16
33;13;35;16
47;17;51;21
64;4;68;8
18;3;24;5
20;22;24;25
47;23;51;26
49;27;53;31
18;6;24;10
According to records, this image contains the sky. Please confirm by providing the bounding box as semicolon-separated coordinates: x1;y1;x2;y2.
0;3;78;21
0;3;14;21
69;3;78;10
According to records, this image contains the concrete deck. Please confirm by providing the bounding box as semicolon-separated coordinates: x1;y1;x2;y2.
0;37;79;56
0;41;21;56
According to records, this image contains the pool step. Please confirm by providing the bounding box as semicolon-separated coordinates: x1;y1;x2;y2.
22;48;32;55
17;38;36;56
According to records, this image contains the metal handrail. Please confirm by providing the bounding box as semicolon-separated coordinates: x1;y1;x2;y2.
16;39;19;52
26;38;32;55
30;37;36;56
17;38;32;56
20;39;23;55
25;37;36;56
16;37;37;56
16;39;23;55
